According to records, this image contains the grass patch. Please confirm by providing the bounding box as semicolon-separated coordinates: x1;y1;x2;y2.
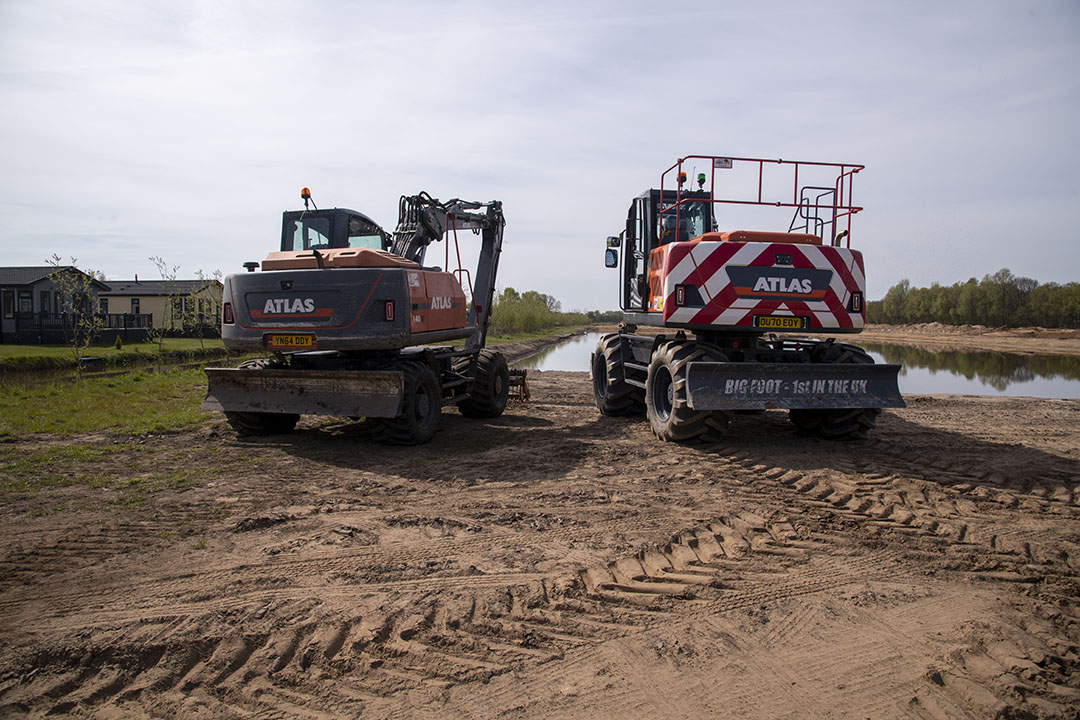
0;327;587;441
0;338;227;372
487;324;592;345
424;324;591;349
0;368;214;436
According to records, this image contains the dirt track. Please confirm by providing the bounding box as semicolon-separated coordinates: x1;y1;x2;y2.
2;329;1079;718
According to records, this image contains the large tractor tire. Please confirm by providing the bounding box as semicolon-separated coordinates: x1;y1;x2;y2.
368;361;442;445
645;341;731;443
457;350;510;419
223;358;300;435
592;333;645;416
789;343;882;441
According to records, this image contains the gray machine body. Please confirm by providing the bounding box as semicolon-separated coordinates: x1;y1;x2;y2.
220;266;475;353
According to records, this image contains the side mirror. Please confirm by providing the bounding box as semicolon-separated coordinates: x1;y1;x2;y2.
606;236;620;248
604;249;618;268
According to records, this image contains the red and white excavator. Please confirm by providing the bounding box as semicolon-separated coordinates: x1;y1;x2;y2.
593;155;904;442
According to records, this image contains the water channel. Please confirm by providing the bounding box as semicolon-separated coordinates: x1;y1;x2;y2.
513;332;1080;399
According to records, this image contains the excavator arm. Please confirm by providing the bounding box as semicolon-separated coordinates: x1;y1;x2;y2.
389;193;505;350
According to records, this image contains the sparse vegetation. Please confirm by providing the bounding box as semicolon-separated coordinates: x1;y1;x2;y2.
0;443;130;496
489;288;593;335
0;439;221;514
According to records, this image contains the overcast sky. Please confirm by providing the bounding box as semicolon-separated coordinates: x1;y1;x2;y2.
1;0;1077;310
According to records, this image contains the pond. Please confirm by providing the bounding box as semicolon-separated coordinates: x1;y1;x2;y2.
514;332;1080;399
862;343;1080;398
514;333;608;372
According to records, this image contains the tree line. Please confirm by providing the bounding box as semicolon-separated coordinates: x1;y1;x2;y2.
488;288;590;335
867;269;1080;328
487;288;625;336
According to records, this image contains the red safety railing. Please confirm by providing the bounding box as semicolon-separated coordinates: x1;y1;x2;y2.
659;155;864;248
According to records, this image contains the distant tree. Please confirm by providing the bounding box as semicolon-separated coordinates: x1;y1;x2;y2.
148;256;180;350
187;269;223;349
955;279;979;324
879;279;911;323
46;255;105;378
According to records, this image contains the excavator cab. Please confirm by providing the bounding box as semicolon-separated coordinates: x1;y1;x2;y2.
280;209;389;253
617;189;713;311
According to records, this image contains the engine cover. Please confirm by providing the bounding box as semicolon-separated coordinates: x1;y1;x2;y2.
649;239;866;332
220;266;471;352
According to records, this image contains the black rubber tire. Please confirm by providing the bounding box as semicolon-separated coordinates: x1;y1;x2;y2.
368;361;442;445
457;350;509;419
223;358;300;435
592;333;645;416
789;343;882;441
645;341;731;443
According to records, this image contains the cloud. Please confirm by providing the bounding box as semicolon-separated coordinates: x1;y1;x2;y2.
1;0;1077;307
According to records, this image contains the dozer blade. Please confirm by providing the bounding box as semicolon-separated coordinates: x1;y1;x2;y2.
686;362;905;411
202;368;403;418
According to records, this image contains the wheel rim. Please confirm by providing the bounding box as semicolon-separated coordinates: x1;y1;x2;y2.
414;385;431;423
494;372;505;398
654;366;673;421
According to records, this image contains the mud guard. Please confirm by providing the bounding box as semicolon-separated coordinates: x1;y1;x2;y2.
202;368;404;418
685;362;905;411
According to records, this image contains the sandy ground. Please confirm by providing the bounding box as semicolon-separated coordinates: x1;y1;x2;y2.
849;323;1080;357
1;326;1079;719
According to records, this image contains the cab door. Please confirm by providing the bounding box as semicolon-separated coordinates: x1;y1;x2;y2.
622;197;649;311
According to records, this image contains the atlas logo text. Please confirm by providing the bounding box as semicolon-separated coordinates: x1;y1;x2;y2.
263;298;316;314
753;277;813;294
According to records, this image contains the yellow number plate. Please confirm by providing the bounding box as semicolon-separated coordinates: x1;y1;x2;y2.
266;334;315;350
754;315;806;330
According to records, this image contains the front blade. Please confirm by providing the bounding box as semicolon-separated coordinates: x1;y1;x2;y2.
686;362;904;411
203;368;404;418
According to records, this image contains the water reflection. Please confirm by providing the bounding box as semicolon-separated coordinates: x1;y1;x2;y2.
861;343;1080;393
514;331;1080;399
513;332;604;372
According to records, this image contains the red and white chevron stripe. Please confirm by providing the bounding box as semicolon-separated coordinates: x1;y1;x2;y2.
660;241;866;331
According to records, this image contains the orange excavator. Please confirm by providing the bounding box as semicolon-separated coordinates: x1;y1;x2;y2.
203;190;510;444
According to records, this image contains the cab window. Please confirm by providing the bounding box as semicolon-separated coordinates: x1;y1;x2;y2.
347;215;385;249
658;201;709;244
284;216;332;251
